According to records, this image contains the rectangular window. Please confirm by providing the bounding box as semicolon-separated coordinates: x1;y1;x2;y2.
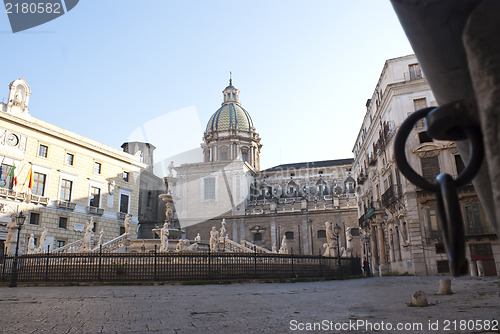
60;179;73;201
59;217;68;229
427;208;441;238
120;194;129;213
89;186;101;208
56;240;65;248
204;178;216;200
65;153;74;166
413;97;427;111
123;171;129;182
464;204;484;235
32;172;46;196
220;151;228;161
437;260;450;273
421;156;440;183
409;63;422;80
120;226;126;235
94;162;101;174
418;131;433;144
38;144;48;158
454;154;465;176
30;212;40;225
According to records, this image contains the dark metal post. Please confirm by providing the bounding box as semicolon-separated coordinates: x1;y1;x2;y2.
253;246;257;278
9;212;25;288
98;245;102;281
45;245;50;281
297;225;302;254
154;244;157;281
291;253;295;278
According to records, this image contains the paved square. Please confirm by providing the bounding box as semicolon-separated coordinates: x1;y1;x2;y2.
1;276;499;333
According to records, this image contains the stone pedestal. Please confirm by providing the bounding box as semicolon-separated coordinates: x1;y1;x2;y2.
438;279;452;295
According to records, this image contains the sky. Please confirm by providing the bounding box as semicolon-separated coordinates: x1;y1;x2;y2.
0;1;414;173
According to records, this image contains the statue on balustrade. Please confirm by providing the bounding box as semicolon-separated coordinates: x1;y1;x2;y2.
37;227;47;253
194;233;201;243
123;214;131;234
27;233;36;254
323;221;336;257
84;217;94;251
209;226;219;252
279;235;288;254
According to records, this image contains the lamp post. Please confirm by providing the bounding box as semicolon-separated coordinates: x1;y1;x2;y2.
9;211;26;288
334;223;341;267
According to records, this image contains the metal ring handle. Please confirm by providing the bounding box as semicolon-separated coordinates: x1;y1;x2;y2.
394;105;484;192
394;107;439;192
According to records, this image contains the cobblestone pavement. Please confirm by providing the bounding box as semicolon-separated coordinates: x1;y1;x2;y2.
0;276;499;334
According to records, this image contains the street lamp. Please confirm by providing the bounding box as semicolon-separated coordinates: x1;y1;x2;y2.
334;223;342;267
9;211;26;288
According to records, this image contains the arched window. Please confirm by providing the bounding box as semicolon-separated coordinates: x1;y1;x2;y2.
219;147;228;161
285;231;294;240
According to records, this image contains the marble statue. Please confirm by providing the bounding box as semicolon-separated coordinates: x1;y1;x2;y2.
167;161;175;177
279;235;289;254
13;89;23;107
219;219;227;238
98;229;104;247
209;226;219;252
4;214;17;255
160;222;169;252
272;242;277;253
84;217;94;251
37;227;47;253
345;227;353;257
323;221;336;257
123;214;131;234
27;233;36;254
108;180;116;195
194;233;201;243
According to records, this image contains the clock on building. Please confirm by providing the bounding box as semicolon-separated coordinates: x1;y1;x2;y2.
6;133;19;146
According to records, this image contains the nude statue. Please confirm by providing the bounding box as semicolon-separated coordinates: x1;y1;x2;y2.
84;217;94;251
123;214;131;234
279;235;289;254
37;227;47;253
4;214;17;255
27;233;36;254
159;222;169;252
209;226;219;252
194;233;201;243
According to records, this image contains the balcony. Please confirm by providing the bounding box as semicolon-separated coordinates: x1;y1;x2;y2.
381;185;403;208
57;200;76;210
368;154;377;166
0;188;26;201
87;206;104;216
30;194;49;205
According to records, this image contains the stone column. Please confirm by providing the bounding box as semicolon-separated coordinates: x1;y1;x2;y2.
370;225;379;268
377;224;387;265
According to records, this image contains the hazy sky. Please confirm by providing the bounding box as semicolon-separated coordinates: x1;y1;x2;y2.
1;1;414;172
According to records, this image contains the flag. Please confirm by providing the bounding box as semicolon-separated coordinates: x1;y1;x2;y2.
27;166;34;193
8;164;17;189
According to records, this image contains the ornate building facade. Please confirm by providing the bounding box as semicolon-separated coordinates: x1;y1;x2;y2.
0;79;145;255
170;79;361;256
353;55;499;276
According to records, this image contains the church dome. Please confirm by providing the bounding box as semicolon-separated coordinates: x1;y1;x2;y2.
206;103;254;133
205;78;255;134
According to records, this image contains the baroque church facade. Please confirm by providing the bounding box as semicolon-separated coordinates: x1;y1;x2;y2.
169;79;361;256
